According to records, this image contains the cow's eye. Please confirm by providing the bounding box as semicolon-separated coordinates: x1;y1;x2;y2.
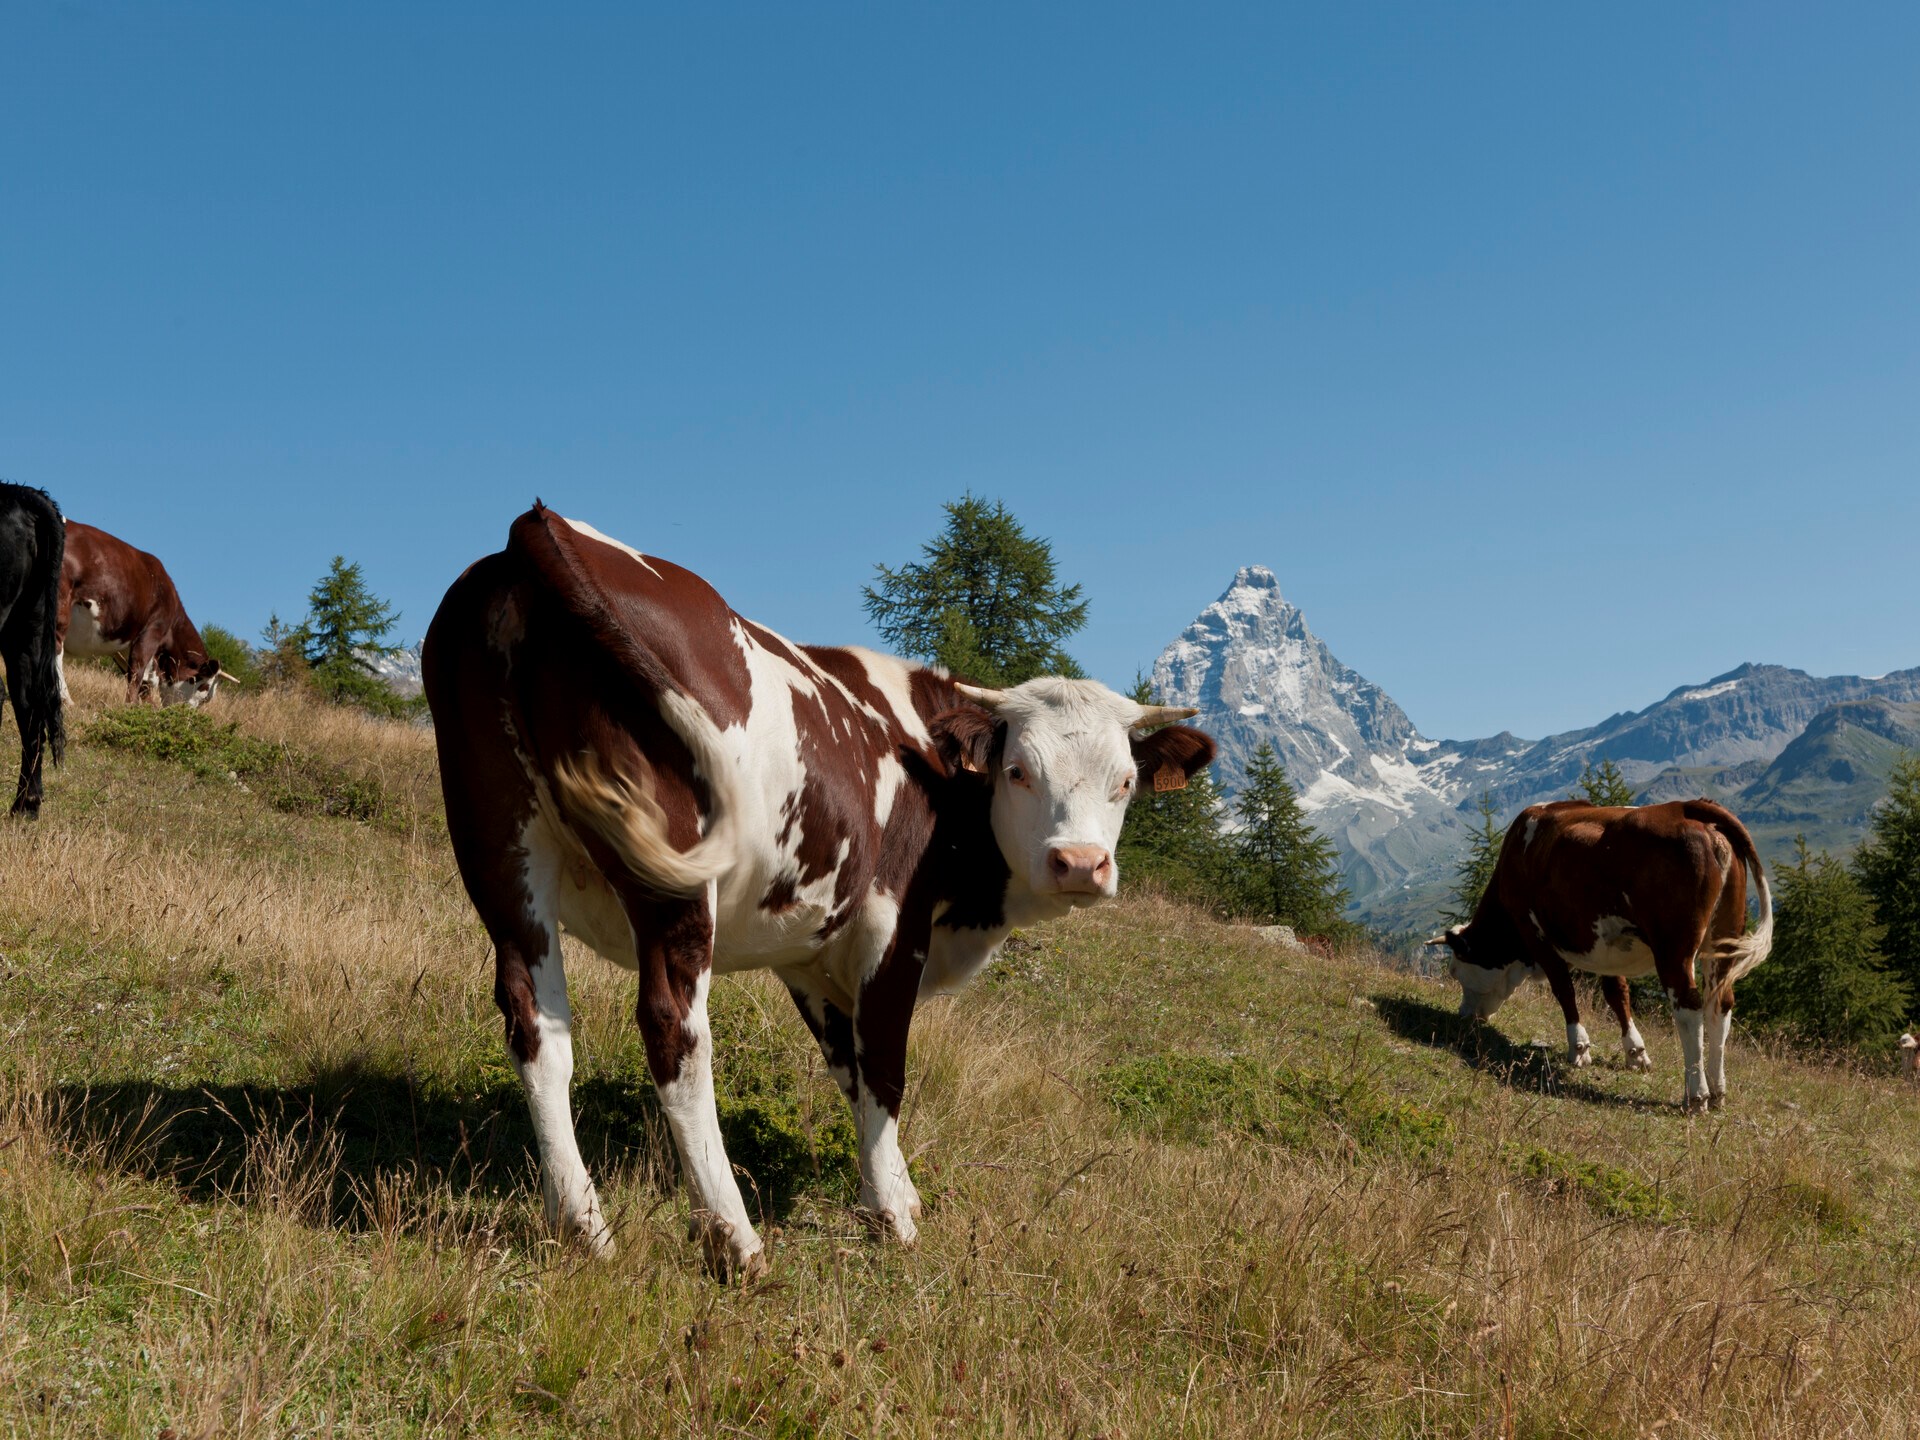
1006;764;1030;788
1114;774;1136;799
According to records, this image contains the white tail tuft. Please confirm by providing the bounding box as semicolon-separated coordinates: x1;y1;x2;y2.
1710;849;1773;988
551;692;738;897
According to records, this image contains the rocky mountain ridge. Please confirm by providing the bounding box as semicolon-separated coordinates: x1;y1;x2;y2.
1150;568;1920;931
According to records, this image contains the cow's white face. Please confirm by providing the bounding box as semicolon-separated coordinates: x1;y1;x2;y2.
953;679;1213;909
1439;925;1537;1018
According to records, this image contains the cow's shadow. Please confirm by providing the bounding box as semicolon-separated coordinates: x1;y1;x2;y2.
1370;994;1653;1110
49;1065;845;1235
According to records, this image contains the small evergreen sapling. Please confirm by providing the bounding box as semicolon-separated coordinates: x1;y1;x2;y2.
1854;753;1920;998
1227;742;1349;935
1442;792;1507;929
1574;757;1636;807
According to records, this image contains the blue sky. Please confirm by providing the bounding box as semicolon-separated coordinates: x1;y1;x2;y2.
5;3;1915;740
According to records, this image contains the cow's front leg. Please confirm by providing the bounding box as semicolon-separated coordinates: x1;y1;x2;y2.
854;930;926;1244
785;971;921;1243
631;889;764;1281
1538;958;1592;1068
1599;976;1653;1070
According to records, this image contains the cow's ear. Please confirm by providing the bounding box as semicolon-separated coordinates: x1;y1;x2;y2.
929;706;1003;780
1131;725;1216;793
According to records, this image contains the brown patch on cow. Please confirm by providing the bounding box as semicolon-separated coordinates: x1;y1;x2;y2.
928;705;1002;777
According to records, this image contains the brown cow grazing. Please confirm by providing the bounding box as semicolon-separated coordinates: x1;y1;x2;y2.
57;520;237;707
423;505;1216;1277
1428;799;1773;1112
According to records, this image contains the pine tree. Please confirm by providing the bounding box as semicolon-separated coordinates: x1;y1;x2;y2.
1442;792;1507;928
1738;838;1911;1050
289;558;407;713
863;495;1088;685
1117;678;1231;900
1854;753;1920;996
1226;742;1349;933
1574;757;1636;807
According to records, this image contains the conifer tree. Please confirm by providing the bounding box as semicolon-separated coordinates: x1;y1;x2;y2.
863;495;1088;685
1442;792;1507;928
1738;837;1910;1049
289;557;408;713
1854;753;1920;995
1575;757;1636;807
1227;742;1349;933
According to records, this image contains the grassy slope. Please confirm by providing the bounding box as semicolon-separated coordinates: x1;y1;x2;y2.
2;669;1918;1438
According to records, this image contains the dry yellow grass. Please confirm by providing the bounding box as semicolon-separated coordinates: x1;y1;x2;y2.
0;669;1916;1436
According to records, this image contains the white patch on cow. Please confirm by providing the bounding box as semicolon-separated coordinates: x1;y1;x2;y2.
513;820;614;1254
855;1090;920;1244
655;963;765;1276
559;514;661;577
1672;1005;1710;1111
55;649;70;704
1568;1022;1592;1067
1529;910;1547;940
1524;816;1539;850
63;598;119;660
922;902;1010;997
1556;915;1657;978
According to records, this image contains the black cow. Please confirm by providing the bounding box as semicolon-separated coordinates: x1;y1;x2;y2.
0;484;68;817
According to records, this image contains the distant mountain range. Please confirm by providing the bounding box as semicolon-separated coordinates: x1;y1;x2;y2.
1151;567;1920;933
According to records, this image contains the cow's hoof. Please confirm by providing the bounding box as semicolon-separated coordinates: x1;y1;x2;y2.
690;1213;766;1282
1626;1047;1653;1072
1707;1091;1726;1112
1570;1045;1593;1069
855;1204;920;1247
1681;1093;1710;1116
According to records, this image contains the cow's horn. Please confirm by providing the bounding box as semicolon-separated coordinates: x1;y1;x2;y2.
1133;704;1199;728
217;668;244;685
1422;933;1452;947
953;683;1008;709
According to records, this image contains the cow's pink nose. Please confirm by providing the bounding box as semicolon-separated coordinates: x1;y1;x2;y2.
1047;845;1113;893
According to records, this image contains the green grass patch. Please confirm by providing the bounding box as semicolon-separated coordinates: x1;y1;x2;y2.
1507;1144;1679;1223
83;704;393;826
1101;1053;1452;1162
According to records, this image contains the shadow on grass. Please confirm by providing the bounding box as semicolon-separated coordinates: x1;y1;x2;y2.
1370;994;1653;1110
50;1065;854;1233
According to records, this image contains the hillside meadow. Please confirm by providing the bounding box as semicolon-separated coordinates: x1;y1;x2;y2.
1;667;1917;1437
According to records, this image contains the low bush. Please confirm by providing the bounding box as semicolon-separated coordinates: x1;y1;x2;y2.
84;705;393;826
1507;1143;1679;1223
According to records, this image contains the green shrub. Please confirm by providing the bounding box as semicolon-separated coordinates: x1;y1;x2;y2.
83;705;394;826
199;623;262;689
1508;1144;1678;1222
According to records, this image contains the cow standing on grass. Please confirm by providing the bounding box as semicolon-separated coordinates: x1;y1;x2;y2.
57;520;238;707
424;504;1216;1278
0;484;67;817
1429;799;1773;1112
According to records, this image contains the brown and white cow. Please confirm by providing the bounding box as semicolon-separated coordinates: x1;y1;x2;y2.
1428;799;1773;1112
57;520;236;707
423;505;1216;1277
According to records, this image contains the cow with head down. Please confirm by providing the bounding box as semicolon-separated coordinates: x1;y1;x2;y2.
1428;798;1773;1113
423;504;1217;1278
57;520;239;708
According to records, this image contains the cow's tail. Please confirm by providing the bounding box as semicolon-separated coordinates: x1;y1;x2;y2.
509;504;738;899
8;487;67;768
1685;800;1774;987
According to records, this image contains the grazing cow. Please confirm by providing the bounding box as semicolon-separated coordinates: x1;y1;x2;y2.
1428;799;1773;1112
57;520;236;707
1901;1033;1918;1082
423;505;1216;1277
0;484;68;817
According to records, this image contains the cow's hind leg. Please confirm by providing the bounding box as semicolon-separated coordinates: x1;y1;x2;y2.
1655;947;1711;1113
621;886;764;1281
1601;976;1653;1070
1704;983;1734;1110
